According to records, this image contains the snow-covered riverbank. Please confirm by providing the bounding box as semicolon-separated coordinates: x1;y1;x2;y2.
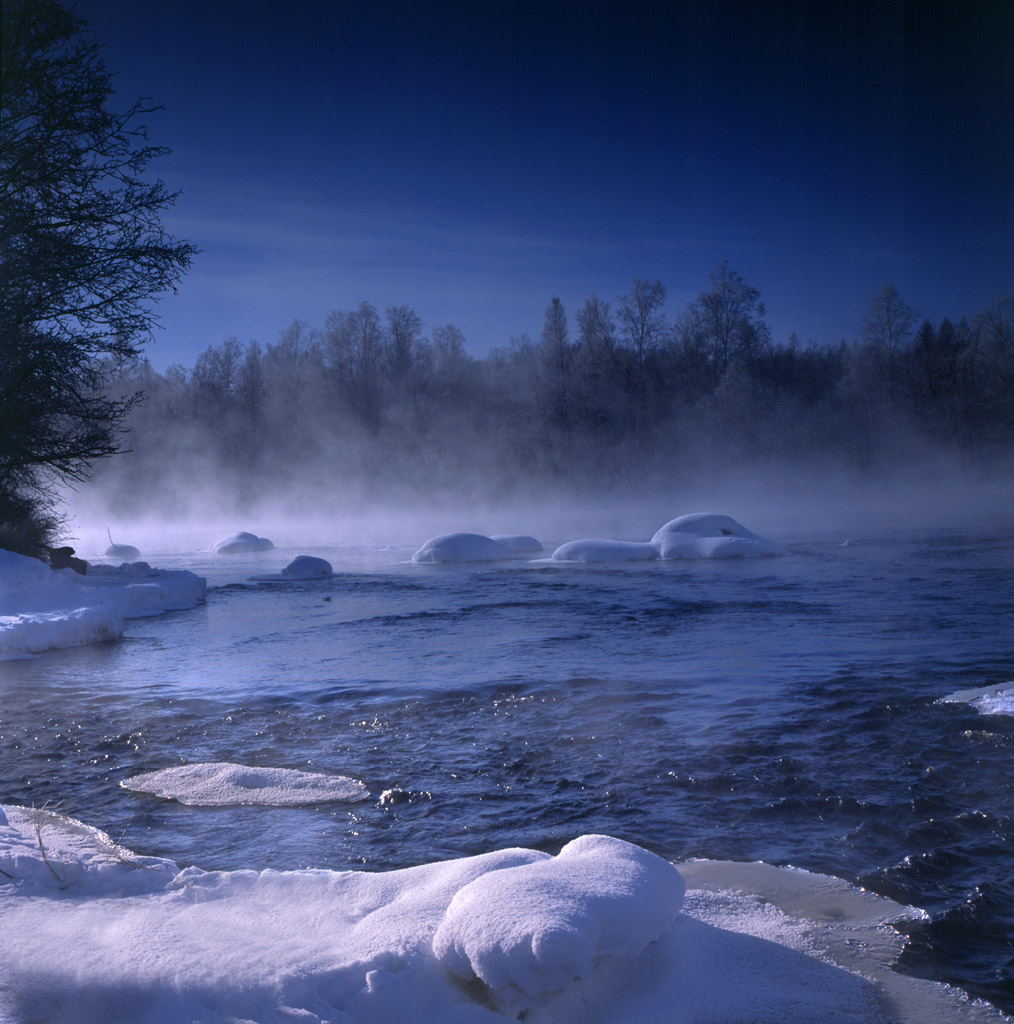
1;804;1001;1024
0;550;206;658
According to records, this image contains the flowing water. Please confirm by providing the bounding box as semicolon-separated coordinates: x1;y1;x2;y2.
2;527;1012;1015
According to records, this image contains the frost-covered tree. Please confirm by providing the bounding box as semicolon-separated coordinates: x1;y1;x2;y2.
691;261;769;376
860;283;919;393
0;0;195;553
323;301;385;430
537;296;572;432
616;278;667;370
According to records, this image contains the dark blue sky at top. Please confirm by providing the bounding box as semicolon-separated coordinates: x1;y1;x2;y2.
73;0;1013;367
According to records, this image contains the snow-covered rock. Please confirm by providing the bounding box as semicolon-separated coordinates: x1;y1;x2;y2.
104;542;140;560
282;555;332;578
548;513;785;563
490;534;544;554
651;513;786;559
412;533;513;563
212;531;274;554
551;539;659;562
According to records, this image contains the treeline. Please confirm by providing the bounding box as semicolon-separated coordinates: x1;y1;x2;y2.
95;263;1014;511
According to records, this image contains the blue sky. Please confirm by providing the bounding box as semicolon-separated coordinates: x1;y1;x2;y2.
74;0;1013;368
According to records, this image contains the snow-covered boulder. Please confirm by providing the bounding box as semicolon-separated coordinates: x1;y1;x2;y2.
411;533;513;563
550;539;659;562
432;834;685;1011
490;534;544;554
104;542;140;560
651;513;785;559
121;762;367;806
212;531;274;554
281;555;332;578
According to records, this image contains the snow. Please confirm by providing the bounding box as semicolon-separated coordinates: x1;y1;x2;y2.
104;542;140;560
121;762;368;806
551;539;660;562
1;805;998;1024
550;513;785;562
251;555;334;581
651;513;787;559
432;834;685;1013
212;530;275;553
490;534;544;553
0;550;206;657
412;533;513;563
939;682;1014;719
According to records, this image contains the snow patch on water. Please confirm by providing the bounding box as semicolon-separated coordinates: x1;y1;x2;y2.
121;762;368;806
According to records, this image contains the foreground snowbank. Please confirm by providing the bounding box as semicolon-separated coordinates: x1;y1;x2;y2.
0;550;206;657
0;806;1002;1024
550;513;786;562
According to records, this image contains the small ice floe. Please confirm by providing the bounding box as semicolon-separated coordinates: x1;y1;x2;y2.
411;533;513;563
490;534;544;554
104;529;140;561
212;531;274;554
121;762;368;806
250;556;333;582
549;513;785;562
939;682;1014;719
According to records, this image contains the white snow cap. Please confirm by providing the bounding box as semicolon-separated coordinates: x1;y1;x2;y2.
651;512;786;559
212;531;274;554
121;762;368;806
412;533;512;563
551;539;659;562
282;555;333;578
490;534;544;553
104;542;140;560
550;513;785;562
433;834;685;1008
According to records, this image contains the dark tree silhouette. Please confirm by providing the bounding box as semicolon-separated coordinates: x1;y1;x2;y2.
0;0;195;553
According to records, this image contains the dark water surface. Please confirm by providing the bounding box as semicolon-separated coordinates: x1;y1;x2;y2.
2;529;1012;1014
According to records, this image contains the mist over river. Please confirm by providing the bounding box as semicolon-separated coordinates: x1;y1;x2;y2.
2;523;1012;1015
